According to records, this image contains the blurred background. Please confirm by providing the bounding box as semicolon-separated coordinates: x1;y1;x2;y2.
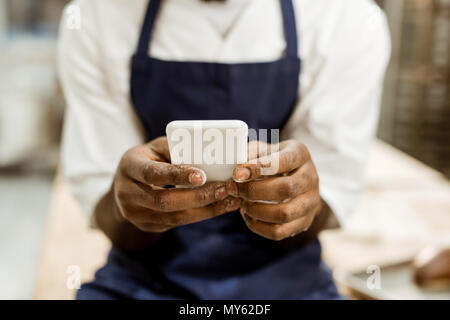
0;0;449;300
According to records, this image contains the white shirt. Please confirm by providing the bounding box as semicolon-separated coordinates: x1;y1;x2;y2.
58;0;391;225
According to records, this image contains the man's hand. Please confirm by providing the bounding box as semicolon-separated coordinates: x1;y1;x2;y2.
113;137;240;233
231;140;323;241
95;136;239;250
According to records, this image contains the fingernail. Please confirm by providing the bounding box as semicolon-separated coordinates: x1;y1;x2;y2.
189;171;205;185
233;167;251;182
215;185;227;200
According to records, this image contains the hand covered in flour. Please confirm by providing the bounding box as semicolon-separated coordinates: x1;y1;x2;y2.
230;140;323;241
112;137;239;233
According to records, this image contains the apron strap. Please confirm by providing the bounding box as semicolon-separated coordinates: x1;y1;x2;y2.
281;0;298;57
135;0;298;57
136;0;162;57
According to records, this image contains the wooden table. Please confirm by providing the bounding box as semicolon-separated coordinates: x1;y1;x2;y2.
320;141;450;273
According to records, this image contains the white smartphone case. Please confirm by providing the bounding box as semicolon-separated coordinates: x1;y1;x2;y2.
166;120;248;182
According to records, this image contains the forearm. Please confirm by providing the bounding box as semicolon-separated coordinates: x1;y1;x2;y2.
94;186;164;251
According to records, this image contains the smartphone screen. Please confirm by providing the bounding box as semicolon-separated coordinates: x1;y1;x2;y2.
166;120;248;182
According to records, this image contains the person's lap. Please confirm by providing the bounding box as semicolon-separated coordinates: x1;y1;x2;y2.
76;239;341;300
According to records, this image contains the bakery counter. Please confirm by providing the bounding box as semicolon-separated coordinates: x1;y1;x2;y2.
320;141;450;299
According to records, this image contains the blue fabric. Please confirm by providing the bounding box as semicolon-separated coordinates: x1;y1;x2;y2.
77;0;339;300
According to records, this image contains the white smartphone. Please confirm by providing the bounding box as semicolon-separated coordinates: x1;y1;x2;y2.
166;120;248;182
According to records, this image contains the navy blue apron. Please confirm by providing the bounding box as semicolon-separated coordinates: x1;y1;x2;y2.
77;0;339;300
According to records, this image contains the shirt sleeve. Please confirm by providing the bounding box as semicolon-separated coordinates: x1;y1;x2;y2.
58;0;145;224
283;0;391;225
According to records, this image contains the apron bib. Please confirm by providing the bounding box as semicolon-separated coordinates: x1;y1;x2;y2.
77;0;339;300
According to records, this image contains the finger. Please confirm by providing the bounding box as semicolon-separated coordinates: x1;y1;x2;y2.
241;211;315;241
131;197;240;225
127;157;206;187
165;196;241;225
234;141;277;181
136;181;230;212
233;140;310;181
236;162;318;201
247;140;275;161
147;136;171;161
247;140;261;161
241;190;321;223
